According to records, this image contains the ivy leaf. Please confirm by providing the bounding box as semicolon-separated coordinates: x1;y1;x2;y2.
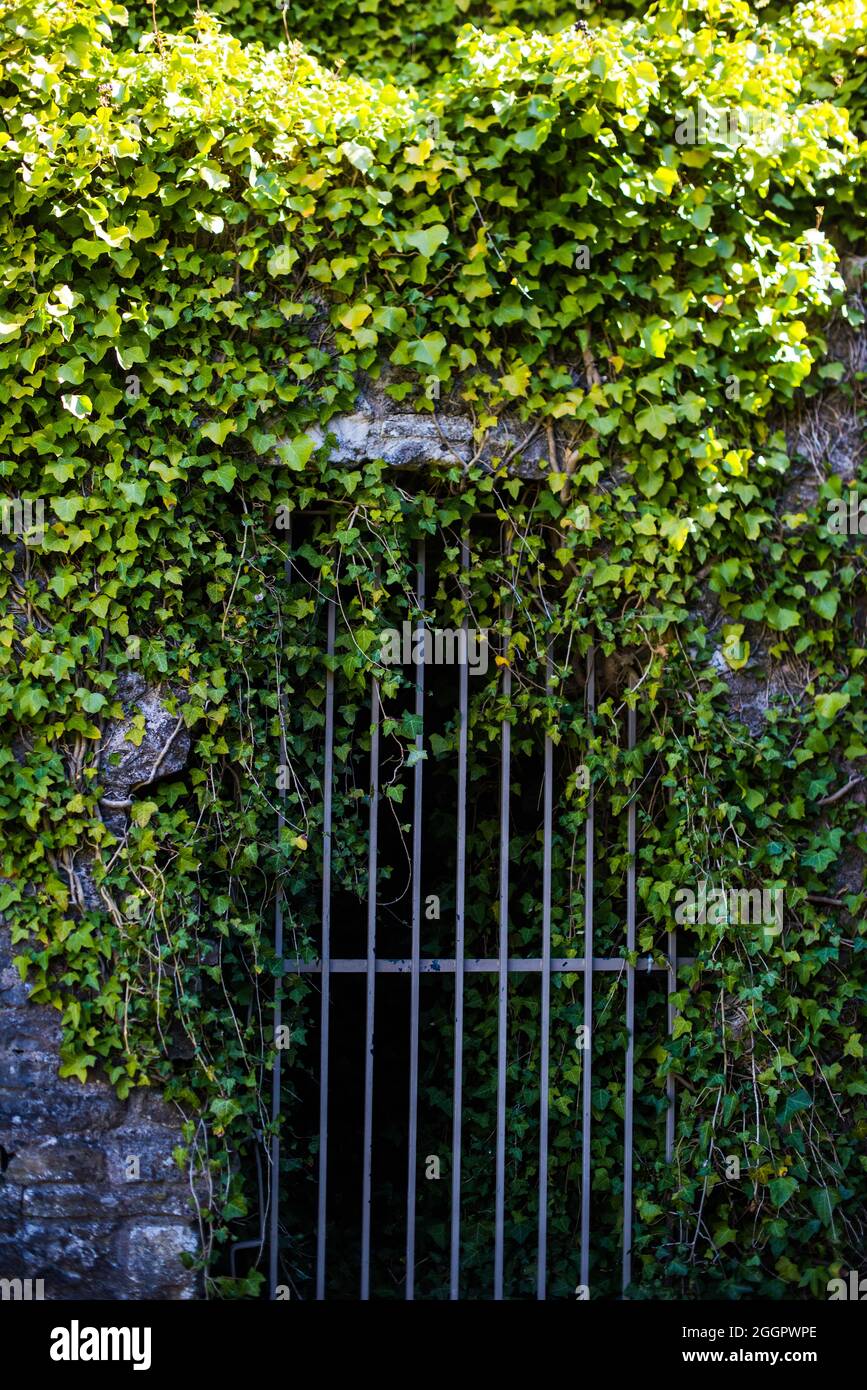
777;1088;812;1124
277;434;316;470
49;571;78;598
267;244;299;276
61;393;92;418
57;356;87;386
203;463;237;492
200;419;235;446
769;1176;799;1207
338;304;372;331
75;689;108;714
403;224;449;258
765;604;800;631
635;403;676;439
815;691;849;720
409;333;446;367
499;362;530;397
193;210;224;235
340;140;374;173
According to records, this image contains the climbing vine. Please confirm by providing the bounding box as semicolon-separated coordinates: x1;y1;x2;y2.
0;0;865;1295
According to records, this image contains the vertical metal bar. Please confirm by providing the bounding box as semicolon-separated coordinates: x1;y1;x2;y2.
360;650;380;1299
405;539;425;1299
315;595;336;1300
537;648;554;1300
666;926;677;1162
580;646;595;1292
494;555;512;1301
269;525;292;1298
449;534;470;1301
622;690;637;1296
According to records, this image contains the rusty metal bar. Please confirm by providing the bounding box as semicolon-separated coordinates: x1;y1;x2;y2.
360;662;380;1299
449;535;470;1301
537;649;554;1299
493;586;512;1300
622;693;637;1295
580;646;595;1291
405;539;425;1299
315;595;336;1300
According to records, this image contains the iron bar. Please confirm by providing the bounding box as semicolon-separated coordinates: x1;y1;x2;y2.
315;596;336;1300
405;539;425;1299
622;694;637;1296
493;576;512;1300
537;649;554;1299
269;530;292;1299
360;660;380;1298
284;956;696;975
449;535;470;1301
580;646;595;1291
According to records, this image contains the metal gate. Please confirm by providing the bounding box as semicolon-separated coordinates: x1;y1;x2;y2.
268;517;690;1300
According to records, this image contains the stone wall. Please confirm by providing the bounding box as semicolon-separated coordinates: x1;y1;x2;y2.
0;925;199;1300
0;673;199;1301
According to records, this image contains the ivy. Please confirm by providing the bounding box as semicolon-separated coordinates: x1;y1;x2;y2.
0;0;865;1295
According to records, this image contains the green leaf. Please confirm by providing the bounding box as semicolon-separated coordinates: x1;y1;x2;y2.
61;393;92;418
57;356;86;386
76;689;108;714
403;224;449;258
203;463;237;491
49;571;78;598
267;244;299;275
635;403;675;439
765;605;800;631
409;333;446;367
278;434;316;470
200;419;235;446
815;691;850;721
769;1176;798;1207
194;210;225;234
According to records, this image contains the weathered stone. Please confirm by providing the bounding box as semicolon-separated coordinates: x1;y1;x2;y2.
125;1087;185;1128
6;1140;106;1185
0;1005;61;1057
104;1130;184;1184
0;1078;126;1135
0;1223;119;1298
23;1181;191;1221
0;934;31;1008
97;672;190;836
303;375;564;476
706;626;808;737
0;1182;23;1231
117;1221;199;1299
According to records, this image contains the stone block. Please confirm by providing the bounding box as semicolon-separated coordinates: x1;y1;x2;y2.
6;1139;106;1185
117;1221;199;1300
0;1222;122;1298
0;1081;125;1135
23;1181;192;1221
104;1130;183;1184
0;1005;61;1056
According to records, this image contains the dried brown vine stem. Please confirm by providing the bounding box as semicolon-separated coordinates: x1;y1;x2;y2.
559;444;580;503
817;774;864;807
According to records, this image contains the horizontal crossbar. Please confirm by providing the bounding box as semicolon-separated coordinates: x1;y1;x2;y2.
284;956;696;975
